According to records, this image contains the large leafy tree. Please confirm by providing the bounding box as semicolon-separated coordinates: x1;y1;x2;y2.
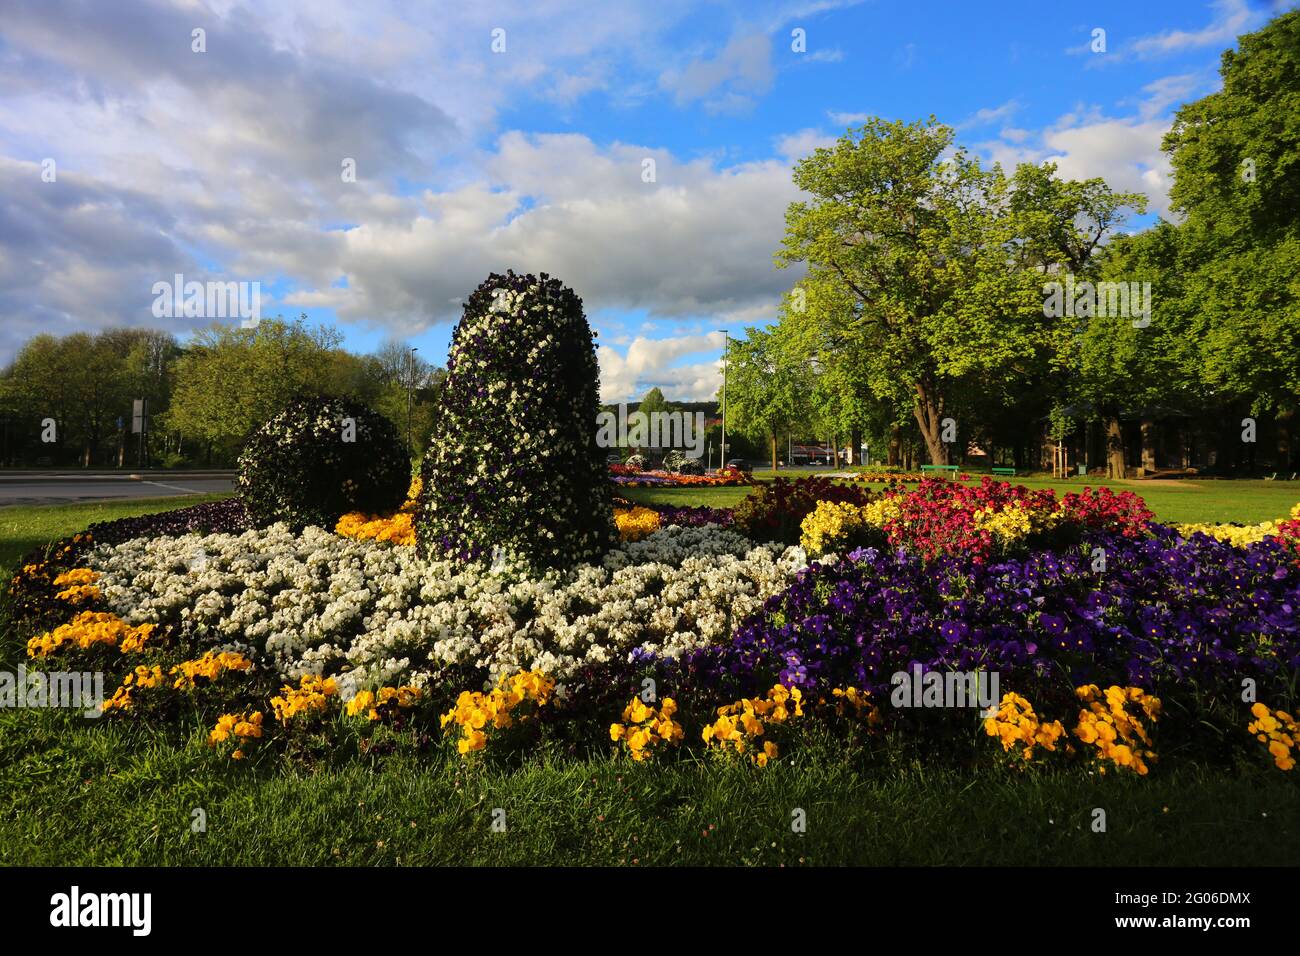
776;118;1140;465
164;317;345;464
1162;9;1300;438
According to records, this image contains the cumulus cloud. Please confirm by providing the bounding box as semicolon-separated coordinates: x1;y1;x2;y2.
659;33;776;113
968;73;1210;220
302;133;802;333
775;128;837;159
0;0;809;361
1131;0;1260;58
598;332;726;402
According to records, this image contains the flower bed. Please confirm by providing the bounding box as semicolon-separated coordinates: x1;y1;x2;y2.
800;478;1152;562
1175;504;1300;550
7;477;1298;776
845;471;973;483
732;476;875;545
609;465;751;487
75;523;804;688
664;530;1298;740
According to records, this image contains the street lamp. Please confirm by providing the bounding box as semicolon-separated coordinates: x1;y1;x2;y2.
407;347;419;451
718;330;728;472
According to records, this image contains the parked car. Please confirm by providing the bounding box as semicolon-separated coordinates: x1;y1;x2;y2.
725;458;752;474
606;453;623;464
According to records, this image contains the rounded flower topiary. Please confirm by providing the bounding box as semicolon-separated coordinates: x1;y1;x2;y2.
416;271;619;571
237;395;410;529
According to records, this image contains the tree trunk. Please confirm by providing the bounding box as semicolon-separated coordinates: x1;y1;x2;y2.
1103;412;1126;479
1140;418;1157;474
912;383;946;466
771;433;778;472
888;426;901;466
850;427;862;466
1277;408;1294;470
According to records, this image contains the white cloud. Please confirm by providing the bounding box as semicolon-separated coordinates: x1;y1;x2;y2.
1132;73;1205;119
775;128;837;159
659;33;776;113
974;110;1175;218
956;99;1021;131
598;332;726;402
0;0;808;361
1131;0;1259;58
284;133;803;338
1073;0;1270;65
827;110;874;127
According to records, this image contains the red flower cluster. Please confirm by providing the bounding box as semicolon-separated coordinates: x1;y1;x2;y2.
846;471;972;483
874;478;1152;562
1057;486;1155;537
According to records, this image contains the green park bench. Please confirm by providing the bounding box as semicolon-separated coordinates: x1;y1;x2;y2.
920;464;959;474
991;466;1016;477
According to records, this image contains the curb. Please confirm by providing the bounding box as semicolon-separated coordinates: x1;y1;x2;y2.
0;472;236;483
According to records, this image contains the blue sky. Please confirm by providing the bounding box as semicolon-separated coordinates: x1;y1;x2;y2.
0;0;1292;400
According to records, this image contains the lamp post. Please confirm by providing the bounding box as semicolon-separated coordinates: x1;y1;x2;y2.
718;330;728;472
407;347;419;451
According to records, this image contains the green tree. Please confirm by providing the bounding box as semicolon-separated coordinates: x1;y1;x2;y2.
724;327;814;470
637;386;671;420
1163;10;1300;438
778;118;1146;466
165;317;344;464
779;120;1042;464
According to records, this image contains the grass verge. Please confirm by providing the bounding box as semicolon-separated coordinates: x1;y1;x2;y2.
0;706;1293;866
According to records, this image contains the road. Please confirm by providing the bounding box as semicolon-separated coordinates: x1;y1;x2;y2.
0;478;234;508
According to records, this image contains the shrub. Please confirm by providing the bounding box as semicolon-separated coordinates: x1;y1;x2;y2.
416;271;619;570
732;476;875;545
236;395;409;529
662;449;704;474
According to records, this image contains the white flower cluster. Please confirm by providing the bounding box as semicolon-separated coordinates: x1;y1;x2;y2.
86;524;807;688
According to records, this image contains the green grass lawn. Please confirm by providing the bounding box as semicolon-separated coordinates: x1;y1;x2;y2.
0;493;231;572
1;485;1296;866
1;705;1293;866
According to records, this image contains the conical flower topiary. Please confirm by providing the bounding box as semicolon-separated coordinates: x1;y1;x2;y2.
416;271;619;570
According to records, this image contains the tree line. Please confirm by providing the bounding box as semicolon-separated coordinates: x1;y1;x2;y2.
724;11;1299;476
0;317;445;468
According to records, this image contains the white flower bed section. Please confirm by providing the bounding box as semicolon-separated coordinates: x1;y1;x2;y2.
88;524;806;685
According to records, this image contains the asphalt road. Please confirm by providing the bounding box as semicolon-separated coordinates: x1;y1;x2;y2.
0;478;234;508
